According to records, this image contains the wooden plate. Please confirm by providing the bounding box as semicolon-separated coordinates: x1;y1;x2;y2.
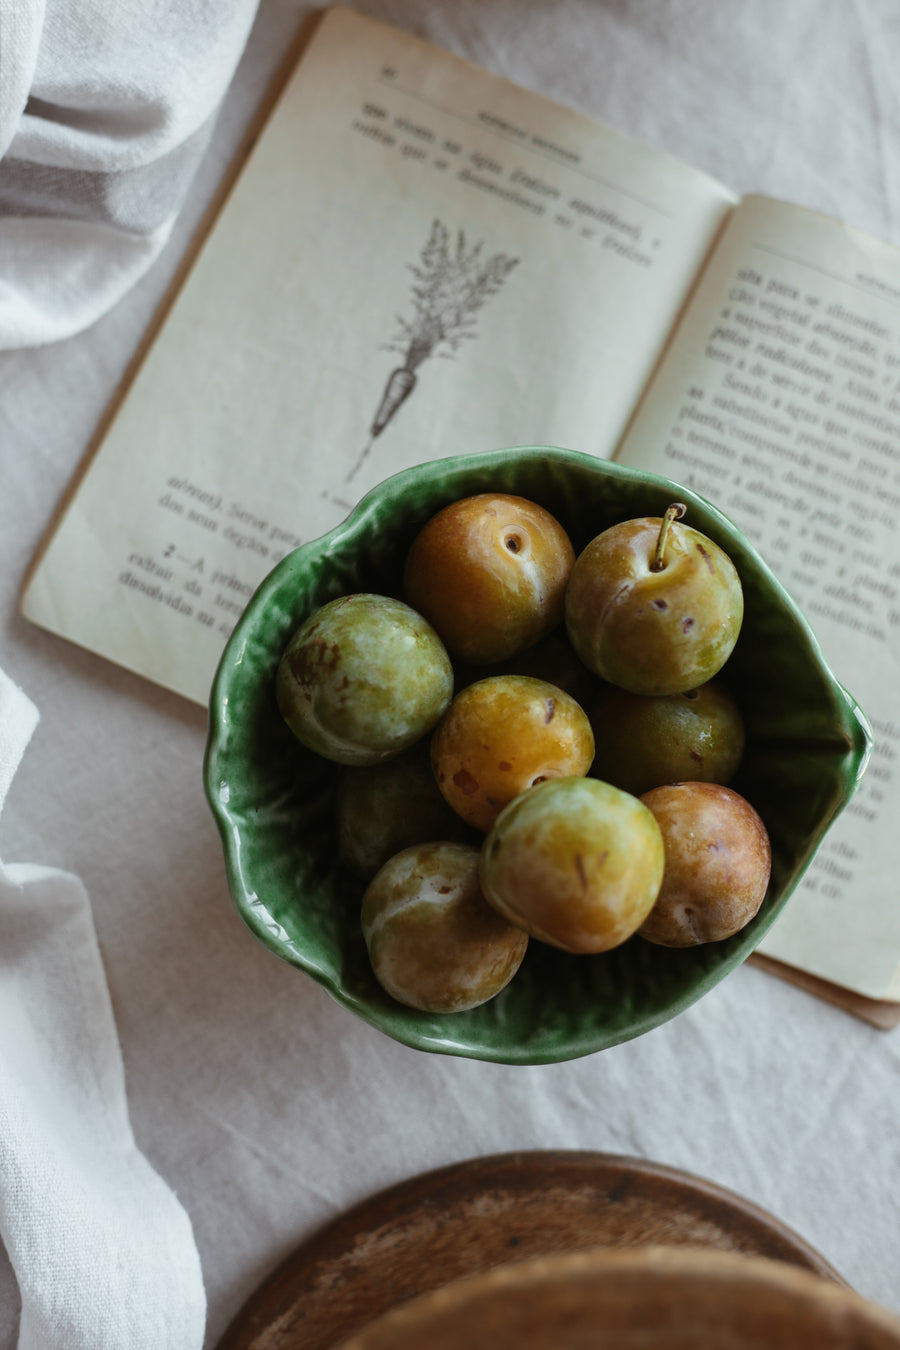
336;1248;900;1350
216;1150;845;1350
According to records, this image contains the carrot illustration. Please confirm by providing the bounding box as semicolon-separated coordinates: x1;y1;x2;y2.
370;367;418;439
347;220;519;481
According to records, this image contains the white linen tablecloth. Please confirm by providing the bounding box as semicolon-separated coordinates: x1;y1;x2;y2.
1;2;899;1345
0;668;205;1349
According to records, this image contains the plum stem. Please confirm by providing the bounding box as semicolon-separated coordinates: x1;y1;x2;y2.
651;503;687;572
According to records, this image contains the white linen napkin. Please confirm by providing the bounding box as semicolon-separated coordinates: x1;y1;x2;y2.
0;0;261;351
0;666;206;1350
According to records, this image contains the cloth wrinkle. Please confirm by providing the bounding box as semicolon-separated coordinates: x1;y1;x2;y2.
191;1103;341;1196
0;666;206;1349
0;0;261;350
0;2;45;163
3;3;900;1342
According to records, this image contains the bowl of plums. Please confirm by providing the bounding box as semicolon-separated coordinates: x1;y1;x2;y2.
204;445;871;1063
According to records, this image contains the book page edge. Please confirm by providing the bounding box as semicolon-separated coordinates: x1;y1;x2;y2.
750;953;900;1030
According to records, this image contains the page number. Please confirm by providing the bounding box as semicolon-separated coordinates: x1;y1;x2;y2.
381;66;397;79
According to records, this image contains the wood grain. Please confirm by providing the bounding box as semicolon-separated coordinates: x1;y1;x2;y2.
216;1150;844;1350
336;1247;900;1350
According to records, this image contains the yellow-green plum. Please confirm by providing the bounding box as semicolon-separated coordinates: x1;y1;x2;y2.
479;776;665;954
588;679;745;796
336;746;475;878
452;631;599;705
638;782;771;947
276;593;453;765
404;493;575;665
565;505;744;696
499;630;599;707
361;842;528;1013
431;675;595;833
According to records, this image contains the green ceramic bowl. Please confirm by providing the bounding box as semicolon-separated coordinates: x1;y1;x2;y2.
203;446;871;1064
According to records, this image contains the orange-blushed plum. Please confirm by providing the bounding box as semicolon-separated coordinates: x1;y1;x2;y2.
431;674;594;833
638;782;771;947
404;493;575;664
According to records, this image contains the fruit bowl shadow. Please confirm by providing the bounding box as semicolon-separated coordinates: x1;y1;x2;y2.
203;446;871;1064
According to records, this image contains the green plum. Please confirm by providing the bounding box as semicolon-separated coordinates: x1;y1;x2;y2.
638;782;771;947
431;675;595;833
452;631;599;705
404;493;575;664
276;593;453;765
361;842;529;1012
499;630;599;706
479;776;665;954
588;679;745;796
565;505;744;696
336;746;475;878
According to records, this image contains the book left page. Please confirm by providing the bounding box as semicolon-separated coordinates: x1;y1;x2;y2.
21;5;733;705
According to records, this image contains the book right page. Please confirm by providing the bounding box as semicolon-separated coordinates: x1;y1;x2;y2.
615;194;900;1002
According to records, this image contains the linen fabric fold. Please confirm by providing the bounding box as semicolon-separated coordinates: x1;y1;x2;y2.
0;666;206;1350
0;0;261;350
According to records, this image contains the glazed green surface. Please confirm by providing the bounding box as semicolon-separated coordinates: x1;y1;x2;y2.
203;446;872;1064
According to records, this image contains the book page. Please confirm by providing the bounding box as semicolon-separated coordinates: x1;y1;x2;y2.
21;6;733;705
616;194;900;1001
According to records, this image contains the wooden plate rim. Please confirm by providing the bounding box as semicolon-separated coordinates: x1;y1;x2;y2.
216;1149;845;1349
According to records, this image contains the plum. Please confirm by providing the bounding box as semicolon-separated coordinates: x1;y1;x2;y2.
588;678;745;796
337;746;475;877
565;505;744;696
276;593;453;765
479;776;665;954
499;630;599;707
361;842;528;1012
431;674;595;832
638;781;771;947
404;493;575;664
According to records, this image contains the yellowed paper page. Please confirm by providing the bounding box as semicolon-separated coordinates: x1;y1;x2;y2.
21;6;733;705
617;194;900;1001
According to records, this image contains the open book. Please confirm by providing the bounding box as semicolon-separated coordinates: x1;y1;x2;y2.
22;6;900;1024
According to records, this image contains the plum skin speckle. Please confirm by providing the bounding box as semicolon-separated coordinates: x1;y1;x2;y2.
565;515;744;696
403;493;575;665
361;842;528;1012
479;776;665;954
637;782;771;947
431;675;595;833
276;593;453;765
587;678;745;798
